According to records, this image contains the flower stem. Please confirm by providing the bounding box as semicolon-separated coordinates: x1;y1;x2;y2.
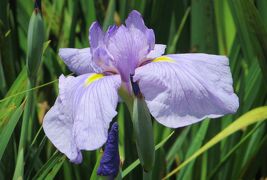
143;170;152;180
118;86;133;116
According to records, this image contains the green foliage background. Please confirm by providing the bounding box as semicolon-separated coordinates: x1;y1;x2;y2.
0;0;267;179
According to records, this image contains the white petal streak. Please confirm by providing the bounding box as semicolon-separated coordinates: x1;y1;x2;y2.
146;44;166;59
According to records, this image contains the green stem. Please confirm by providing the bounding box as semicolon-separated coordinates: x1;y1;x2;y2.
115;169;122;180
143;170;152;180
118;87;133;117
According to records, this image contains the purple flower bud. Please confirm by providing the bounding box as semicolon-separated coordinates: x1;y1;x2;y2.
97;122;120;177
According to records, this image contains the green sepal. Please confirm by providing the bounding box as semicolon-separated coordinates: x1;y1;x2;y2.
132;96;155;172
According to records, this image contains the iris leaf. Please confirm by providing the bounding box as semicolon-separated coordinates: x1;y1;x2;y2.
177;120;210;180
163;106;267;179
0;102;24;160
32;151;65;180
122;131;174;178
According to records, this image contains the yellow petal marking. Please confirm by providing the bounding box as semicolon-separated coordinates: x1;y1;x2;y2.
84;74;104;87
152;56;175;63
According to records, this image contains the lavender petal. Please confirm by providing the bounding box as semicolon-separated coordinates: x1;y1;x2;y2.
134;54;239;128
59;48;95;75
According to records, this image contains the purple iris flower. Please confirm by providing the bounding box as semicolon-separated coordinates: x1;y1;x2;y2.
43;10;239;163
97;122;120;177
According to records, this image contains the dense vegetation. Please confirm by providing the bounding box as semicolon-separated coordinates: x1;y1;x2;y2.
0;0;267;179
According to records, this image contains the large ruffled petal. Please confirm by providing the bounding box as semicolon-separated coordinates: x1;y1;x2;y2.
134;54;239;128
59;48;95;75
73;74;121;150
43;73;121;162
43;74;84;163
43;99;82;163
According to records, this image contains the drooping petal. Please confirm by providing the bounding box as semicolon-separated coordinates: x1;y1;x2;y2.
43;74;85;163
43;99;82;163
43;73;121;162
59;48;95;75
146;44;166;59
72;74;121;150
97;122;120;177
134;54;239;128
125;10;155;51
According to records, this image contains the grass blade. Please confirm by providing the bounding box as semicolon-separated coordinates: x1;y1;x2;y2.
0;102;24;160
167;7;191;54
163;106;267;179
177;120;210;180
32;151;65;180
103;0;115;30
122;131;174;178
208;122;263;179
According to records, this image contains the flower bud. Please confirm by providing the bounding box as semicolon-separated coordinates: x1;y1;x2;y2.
97;122;120;177
26;6;44;80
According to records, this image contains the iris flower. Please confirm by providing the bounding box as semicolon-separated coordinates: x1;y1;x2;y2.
43;10;239;163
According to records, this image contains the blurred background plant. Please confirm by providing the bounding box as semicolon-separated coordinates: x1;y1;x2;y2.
0;0;267;179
